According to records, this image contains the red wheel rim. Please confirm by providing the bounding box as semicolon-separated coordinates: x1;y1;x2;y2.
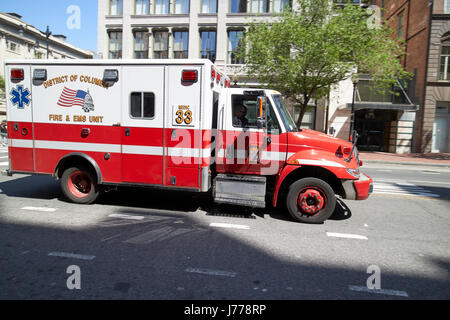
297;187;327;216
67;171;92;198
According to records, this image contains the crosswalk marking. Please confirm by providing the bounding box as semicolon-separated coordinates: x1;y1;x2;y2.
373;182;440;198
0;148;9;167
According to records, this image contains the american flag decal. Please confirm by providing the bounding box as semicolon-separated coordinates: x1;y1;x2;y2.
57;87;94;112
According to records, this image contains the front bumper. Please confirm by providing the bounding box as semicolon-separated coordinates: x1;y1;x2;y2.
342;173;373;200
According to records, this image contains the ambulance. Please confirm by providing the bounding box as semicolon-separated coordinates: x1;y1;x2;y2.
3;59;373;224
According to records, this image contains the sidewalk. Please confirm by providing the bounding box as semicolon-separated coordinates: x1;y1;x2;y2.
359;151;450;167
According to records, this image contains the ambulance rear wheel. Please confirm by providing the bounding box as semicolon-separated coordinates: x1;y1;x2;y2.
61;166;100;204
286;178;336;224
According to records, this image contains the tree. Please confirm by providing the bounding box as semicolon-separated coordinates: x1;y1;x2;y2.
0;75;5;100
237;0;411;128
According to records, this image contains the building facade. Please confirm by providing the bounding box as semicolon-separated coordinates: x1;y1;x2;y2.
375;0;450;153
98;0;425;152
97;0;329;131
0;12;93;121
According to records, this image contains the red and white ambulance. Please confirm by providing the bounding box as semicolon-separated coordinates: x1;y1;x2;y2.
3;59;372;223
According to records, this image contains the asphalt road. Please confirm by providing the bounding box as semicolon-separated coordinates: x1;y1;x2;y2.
0;148;449;301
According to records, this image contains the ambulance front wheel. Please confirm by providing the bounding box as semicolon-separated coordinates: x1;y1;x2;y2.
286;177;336;224
61;166;100;204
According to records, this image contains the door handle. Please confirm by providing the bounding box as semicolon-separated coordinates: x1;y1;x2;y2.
125;128;130;136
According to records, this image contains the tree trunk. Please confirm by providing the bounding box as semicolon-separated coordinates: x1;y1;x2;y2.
295;102;309;129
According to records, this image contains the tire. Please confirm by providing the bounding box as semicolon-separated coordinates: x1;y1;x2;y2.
61;166;100;204
286;177;336;224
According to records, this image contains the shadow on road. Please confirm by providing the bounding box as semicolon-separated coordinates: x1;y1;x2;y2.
0;176;449;300
0;175;354;224
0;203;448;300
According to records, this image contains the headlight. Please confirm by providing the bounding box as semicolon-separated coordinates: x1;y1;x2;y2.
346;168;360;178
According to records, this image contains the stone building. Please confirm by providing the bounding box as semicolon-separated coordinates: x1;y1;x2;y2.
376;0;450;153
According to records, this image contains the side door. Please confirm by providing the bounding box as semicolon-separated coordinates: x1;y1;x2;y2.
164;65;202;189
217;91;286;176
121;66;165;185
5;65;34;172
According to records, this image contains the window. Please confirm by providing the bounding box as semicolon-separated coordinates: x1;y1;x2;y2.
153;31;169;58
445;0;450;13
228;30;244;64
251;0;269;13
440;35;450;81
173;31;189;58
200;31;216;62
202;0;217;13
135;0;149;15
175;0;190;14
108;31;122;58
231;94;280;132
110;0;123;15
230;0;247;13
397;12;404;38
134;31;149;59
274;0;291;13
155;0;170;14
6;39;20;53
130;92;155;118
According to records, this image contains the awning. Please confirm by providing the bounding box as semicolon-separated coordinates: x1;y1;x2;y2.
340;102;419;111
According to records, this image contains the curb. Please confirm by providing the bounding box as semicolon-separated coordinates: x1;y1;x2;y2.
361;159;450;168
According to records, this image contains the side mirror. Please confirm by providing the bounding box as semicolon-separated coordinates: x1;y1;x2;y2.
256;96;267;129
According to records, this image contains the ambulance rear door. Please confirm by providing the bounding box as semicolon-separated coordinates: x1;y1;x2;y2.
5;64;34;173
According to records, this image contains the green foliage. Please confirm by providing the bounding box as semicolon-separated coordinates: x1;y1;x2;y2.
0;75;5;100
237;0;412;127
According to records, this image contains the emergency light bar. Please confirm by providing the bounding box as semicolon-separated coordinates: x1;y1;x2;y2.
33;69;47;85
103;69;119;86
11;69;24;83
182;70;198;83
244;90;265;96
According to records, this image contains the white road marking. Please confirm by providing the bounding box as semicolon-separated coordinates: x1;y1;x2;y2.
373;182;440;198
48;252;95;261
185;267;237;278
209;223;250;230
377;179;450;185
108;213;145;221
0;156;8;159
326;232;368;240
349;285;408;297
376;169;393;172
0;162;8;166
21;206;57;212
421;172;441;175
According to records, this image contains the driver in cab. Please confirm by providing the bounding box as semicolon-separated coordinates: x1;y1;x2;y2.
233;105;249;128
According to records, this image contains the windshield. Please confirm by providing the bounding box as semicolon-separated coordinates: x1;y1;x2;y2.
272;94;298;132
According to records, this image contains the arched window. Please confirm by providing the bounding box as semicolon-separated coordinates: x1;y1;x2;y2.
440;32;450;81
